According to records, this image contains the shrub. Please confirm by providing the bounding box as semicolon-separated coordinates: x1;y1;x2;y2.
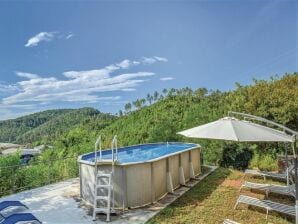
249;152;278;171
249;152;260;169
219;143;253;170
258;154;278;171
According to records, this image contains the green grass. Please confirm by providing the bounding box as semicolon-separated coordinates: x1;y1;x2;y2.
147;167;293;224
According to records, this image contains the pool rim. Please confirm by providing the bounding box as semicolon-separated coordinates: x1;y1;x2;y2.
78;142;201;166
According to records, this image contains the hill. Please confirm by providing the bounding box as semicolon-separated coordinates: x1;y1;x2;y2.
54;73;297;164
0;108;115;144
97;73;297;143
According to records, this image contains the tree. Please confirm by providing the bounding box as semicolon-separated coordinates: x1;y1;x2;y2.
162;88;168;96
124;103;132;113
153;91;159;102
140;99;146;107
168;88;176;98
195;88;208;98
133;100;142;110
146;94;153;105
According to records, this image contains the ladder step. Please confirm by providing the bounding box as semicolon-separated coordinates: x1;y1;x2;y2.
95;196;110;200
95;159;114;164
96;173;112;178
94;207;109;213
96;185;112;189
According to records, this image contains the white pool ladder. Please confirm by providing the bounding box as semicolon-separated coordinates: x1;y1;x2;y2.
93;173;113;222
93;135;118;222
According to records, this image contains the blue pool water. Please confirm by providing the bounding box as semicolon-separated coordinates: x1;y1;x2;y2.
80;142;197;164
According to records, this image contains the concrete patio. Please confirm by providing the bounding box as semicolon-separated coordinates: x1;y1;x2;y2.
0;166;216;224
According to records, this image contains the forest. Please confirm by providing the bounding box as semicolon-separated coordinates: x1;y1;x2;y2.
0;72;297;197
0;108;115;144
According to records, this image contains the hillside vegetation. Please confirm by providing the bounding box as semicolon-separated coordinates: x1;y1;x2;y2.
0;108;115;144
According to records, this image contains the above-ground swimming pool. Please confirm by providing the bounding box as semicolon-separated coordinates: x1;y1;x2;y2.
78;142;201;208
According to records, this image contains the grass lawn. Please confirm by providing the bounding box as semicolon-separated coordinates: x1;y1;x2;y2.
147;167;294;224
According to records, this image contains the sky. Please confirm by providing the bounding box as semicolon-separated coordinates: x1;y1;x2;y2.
0;0;296;120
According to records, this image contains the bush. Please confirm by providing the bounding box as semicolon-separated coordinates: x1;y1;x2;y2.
249;152;278;171
249;152;260;169
219;143;253;170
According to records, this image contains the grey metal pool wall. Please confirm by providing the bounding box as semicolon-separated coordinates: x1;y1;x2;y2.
79;146;201;208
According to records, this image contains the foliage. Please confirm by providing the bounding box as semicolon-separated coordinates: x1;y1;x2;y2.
220;143;253;170
249;151;279;171
225;73;298;129
0;155;78;197
0;107;115;144
0;109;72;143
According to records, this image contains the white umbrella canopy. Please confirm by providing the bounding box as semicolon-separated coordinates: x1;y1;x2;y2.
178;117;294;142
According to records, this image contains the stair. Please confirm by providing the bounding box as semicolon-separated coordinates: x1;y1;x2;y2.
93;172;113;222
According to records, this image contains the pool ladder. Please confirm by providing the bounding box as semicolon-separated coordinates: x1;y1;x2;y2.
93;135;118;222
96;135;118;164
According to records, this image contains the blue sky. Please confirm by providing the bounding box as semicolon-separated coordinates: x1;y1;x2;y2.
0;0;296;120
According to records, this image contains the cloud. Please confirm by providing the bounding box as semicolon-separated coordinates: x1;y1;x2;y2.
160;77;174;81
0;83;19;93
142;56;168;64
154;56;168;62
16;72;40;79
117;59;131;69
25;31;74;47
25;32;56;47
1;57;167;106
142;57;157;64
65;33;74;39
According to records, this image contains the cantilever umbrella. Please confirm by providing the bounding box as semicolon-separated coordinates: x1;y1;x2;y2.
177;113;297;222
178;116;294;142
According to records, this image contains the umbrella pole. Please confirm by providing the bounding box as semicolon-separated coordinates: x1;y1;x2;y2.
295;157;298;224
285;143;289;186
294;138;298;224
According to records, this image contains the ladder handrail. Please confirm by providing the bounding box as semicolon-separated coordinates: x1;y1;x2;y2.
111;135;118;163
94;135;102;163
93;135;100;221
111;135;117;211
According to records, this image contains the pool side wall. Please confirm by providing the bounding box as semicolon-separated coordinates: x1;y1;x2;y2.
79;146;201;208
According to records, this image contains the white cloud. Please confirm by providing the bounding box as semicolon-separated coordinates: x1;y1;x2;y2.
0;57;168;119
142;56;168;64
117;59;131;69
142;57;157;64
25;32;56;47
1;57;167;106
132;61;140;65
65;33;74;39
0;83;19;93
25;31;74;47
16;72;40;79
154;56;168;62
160;77;174;81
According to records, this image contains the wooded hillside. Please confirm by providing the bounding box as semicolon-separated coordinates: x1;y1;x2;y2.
0;108;115;144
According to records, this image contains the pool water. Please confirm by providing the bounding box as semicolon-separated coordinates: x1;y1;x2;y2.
81;142;197;164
